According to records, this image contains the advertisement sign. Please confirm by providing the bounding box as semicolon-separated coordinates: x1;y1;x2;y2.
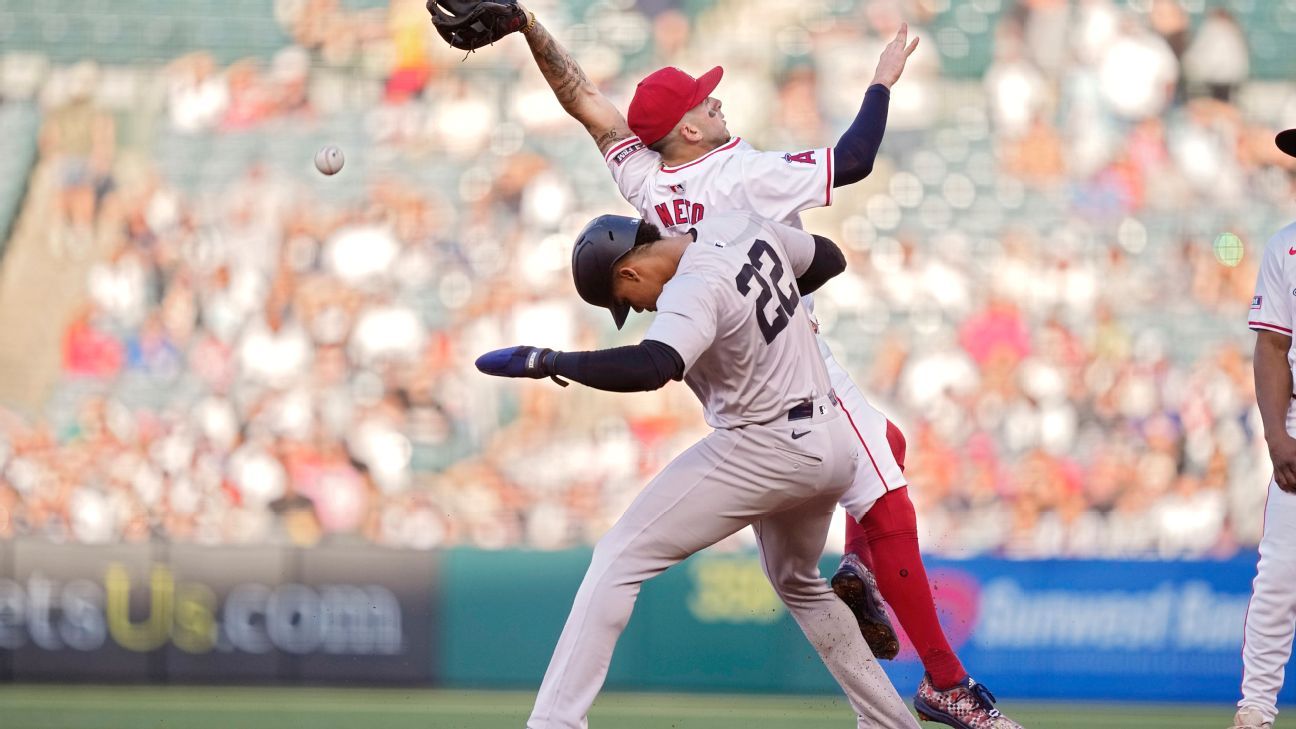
3;541;1288;704
441;550;1288;703
903;557;1271;703
0;540;437;685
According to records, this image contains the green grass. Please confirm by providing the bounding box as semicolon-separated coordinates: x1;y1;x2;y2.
0;685;1235;729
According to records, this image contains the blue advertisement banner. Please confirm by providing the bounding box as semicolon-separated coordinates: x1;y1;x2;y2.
443;550;1290;704
883;556;1276;703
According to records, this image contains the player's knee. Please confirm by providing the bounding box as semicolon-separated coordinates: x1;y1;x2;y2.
586;537;634;585
771;583;827;613
589;532;678;590
574;561;640;629
766;568;820;601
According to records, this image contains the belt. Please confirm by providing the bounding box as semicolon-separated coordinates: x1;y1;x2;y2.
788;389;838;421
788;402;814;420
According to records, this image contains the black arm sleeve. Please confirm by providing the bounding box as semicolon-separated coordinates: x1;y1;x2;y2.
544;340;685;392
832;84;890;188
796;234;847;295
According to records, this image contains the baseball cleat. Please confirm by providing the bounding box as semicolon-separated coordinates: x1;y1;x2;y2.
913;674;1024;729
830;553;900;660
1229;707;1272;729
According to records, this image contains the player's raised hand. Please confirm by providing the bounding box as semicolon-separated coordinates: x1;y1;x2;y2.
870;22;920;89
1270;434;1296;493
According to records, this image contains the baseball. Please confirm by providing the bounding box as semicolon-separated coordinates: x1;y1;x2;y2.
314;145;345;175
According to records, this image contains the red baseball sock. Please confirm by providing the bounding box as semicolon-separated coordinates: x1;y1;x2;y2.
862;486;967;690
845;512;871;563
844;420;909;564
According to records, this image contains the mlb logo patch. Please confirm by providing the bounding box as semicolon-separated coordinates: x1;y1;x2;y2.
1252;295;1263;310
668;183;685;194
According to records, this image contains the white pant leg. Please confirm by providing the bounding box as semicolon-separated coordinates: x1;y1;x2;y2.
1240;479;1296;725
528;399;855;729
752;458;920;729
821;343;908;522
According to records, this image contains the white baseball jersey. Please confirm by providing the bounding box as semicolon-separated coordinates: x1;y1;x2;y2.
1248;221;1296;371
605;135;832;236
604;132;909;508
644;211;831;429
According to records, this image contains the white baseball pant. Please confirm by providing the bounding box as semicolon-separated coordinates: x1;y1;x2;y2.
1239;471;1296;724
527;394;918;729
820;340;908;521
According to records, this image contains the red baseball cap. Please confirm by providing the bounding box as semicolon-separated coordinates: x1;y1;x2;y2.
627;66;724;146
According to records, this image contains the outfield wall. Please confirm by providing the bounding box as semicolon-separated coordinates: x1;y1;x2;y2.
0;540;1288;704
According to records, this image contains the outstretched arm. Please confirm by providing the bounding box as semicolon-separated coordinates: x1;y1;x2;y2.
476;341;685;392
521;9;633;156
832;85;889;188
832;23;918;188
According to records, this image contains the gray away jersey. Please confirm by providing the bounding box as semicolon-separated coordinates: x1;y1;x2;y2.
643;211;833;429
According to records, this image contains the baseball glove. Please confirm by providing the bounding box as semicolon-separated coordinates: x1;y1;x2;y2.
427;0;531;51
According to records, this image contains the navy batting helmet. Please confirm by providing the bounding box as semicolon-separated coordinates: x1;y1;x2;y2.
571;214;641;329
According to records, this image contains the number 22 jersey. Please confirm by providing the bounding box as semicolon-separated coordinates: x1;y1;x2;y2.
642;211;832;430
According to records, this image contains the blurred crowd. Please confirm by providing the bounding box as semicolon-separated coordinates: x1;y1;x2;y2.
1;0;1295;557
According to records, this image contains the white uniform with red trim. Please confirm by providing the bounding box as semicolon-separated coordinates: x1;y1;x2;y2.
605;135;907;519
1240;220;1296;727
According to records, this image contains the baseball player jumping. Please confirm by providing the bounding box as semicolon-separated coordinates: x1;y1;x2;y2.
477;210;920;728
427;2;1020;727
1233;127;1296;729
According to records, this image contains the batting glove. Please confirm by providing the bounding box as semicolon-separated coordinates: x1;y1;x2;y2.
475;346;569;386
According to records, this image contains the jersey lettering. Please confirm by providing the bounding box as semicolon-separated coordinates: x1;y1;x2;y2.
654;198;707;228
734;239;798;344
783;150;816;165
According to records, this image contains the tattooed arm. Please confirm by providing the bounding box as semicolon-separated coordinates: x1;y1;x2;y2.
521;10;632;156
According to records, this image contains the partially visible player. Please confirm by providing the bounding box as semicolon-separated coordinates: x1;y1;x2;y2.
477;211;920;729
1232;127;1296;729
423;2;1021;726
